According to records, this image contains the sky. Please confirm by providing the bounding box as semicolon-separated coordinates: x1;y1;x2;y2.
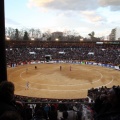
5;0;120;38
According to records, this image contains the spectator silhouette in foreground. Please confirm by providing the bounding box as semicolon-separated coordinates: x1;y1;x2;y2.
48;105;57;120
61;111;68;120
0;81;25;119
32;109;45;120
0;111;22;120
94;86;120;120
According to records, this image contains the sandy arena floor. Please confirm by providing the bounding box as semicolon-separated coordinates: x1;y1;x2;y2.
7;64;120;99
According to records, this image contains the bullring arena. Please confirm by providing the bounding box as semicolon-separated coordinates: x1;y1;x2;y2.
7;63;120;99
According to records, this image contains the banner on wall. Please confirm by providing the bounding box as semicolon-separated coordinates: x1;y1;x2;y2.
114;66;120;70
7;60;120;71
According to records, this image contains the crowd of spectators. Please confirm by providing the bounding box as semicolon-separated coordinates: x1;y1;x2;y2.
88;85;120;120
6;44;120;66
15;95;88;104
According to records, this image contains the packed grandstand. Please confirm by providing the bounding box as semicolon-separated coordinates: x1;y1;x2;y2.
6;41;120;67
0;40;120;120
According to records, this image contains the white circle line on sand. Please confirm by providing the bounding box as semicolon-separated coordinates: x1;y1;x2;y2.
14;66;114;92
19;69;103;86
8;67;34;80
95;76;114;88
18;67;106;91
20;71;26;81
15;76;114;91
19;67;36;80
14;65;114;91
9;68;25;79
